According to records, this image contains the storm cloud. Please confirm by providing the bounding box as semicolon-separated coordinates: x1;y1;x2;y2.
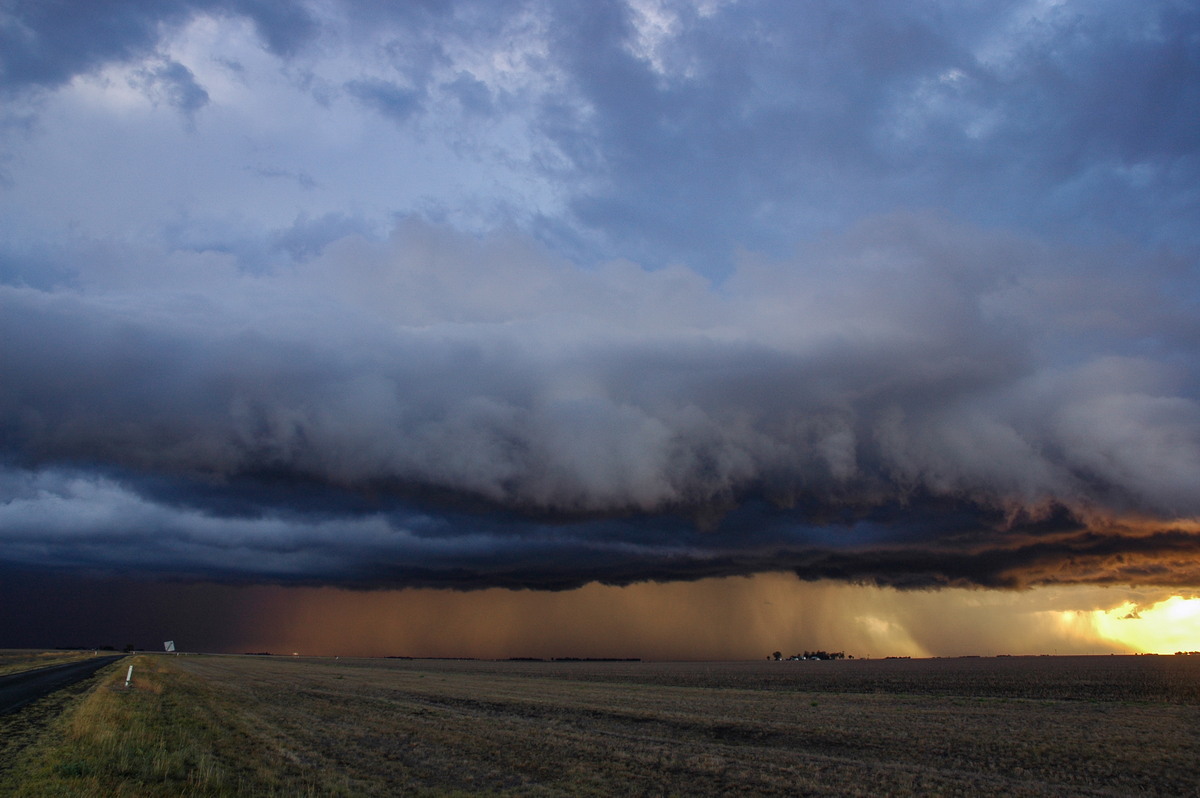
0;1;1197;594
2;214;1197;590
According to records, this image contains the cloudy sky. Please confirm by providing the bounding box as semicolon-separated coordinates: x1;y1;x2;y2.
1;0;1198;656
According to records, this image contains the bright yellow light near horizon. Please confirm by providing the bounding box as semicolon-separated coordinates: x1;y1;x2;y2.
1093;596;1200;654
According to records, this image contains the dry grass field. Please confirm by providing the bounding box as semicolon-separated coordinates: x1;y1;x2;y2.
2;653;1198;796
0;649;97;678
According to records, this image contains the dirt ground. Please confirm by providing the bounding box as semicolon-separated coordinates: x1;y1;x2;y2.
151;653;1200;796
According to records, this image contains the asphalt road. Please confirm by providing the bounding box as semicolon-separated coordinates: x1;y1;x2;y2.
0;655;125;715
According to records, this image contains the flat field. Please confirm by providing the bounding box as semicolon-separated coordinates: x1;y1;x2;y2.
0;649;96;678
2;653;1198;796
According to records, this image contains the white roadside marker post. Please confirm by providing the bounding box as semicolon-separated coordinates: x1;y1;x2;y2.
125;665;133;688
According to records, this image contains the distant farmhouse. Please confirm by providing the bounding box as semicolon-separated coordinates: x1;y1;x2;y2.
769;650;849;661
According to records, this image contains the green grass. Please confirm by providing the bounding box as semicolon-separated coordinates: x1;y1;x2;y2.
0;655;350;796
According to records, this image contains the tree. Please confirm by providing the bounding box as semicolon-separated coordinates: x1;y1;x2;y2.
771;651;782;661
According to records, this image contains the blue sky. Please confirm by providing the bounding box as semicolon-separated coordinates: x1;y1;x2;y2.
1;0;1198;615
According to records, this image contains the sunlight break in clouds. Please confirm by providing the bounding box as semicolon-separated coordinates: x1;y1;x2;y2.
1092;597;1200;655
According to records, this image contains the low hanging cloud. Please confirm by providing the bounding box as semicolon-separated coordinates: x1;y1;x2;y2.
1;212;1197;590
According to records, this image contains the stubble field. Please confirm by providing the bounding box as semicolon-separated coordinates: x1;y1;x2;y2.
2;653;1198;796
0;649;97;678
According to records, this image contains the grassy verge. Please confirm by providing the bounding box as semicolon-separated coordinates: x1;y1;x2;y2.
0;655;348;797
0;650;98;678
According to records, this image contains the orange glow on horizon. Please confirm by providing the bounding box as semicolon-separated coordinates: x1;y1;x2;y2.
223;575;1196;660
1091;596;1200;654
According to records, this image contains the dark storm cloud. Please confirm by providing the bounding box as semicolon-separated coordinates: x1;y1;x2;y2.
1;460;1195;592
784;526;1200;591
0;567;271;651
535;0;1200;268
1;214;1197;590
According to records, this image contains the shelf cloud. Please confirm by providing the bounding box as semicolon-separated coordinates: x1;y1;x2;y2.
3;215;1196;590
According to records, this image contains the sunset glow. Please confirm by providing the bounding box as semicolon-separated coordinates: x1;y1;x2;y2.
1093;596;1200;655
164;576;1190;660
